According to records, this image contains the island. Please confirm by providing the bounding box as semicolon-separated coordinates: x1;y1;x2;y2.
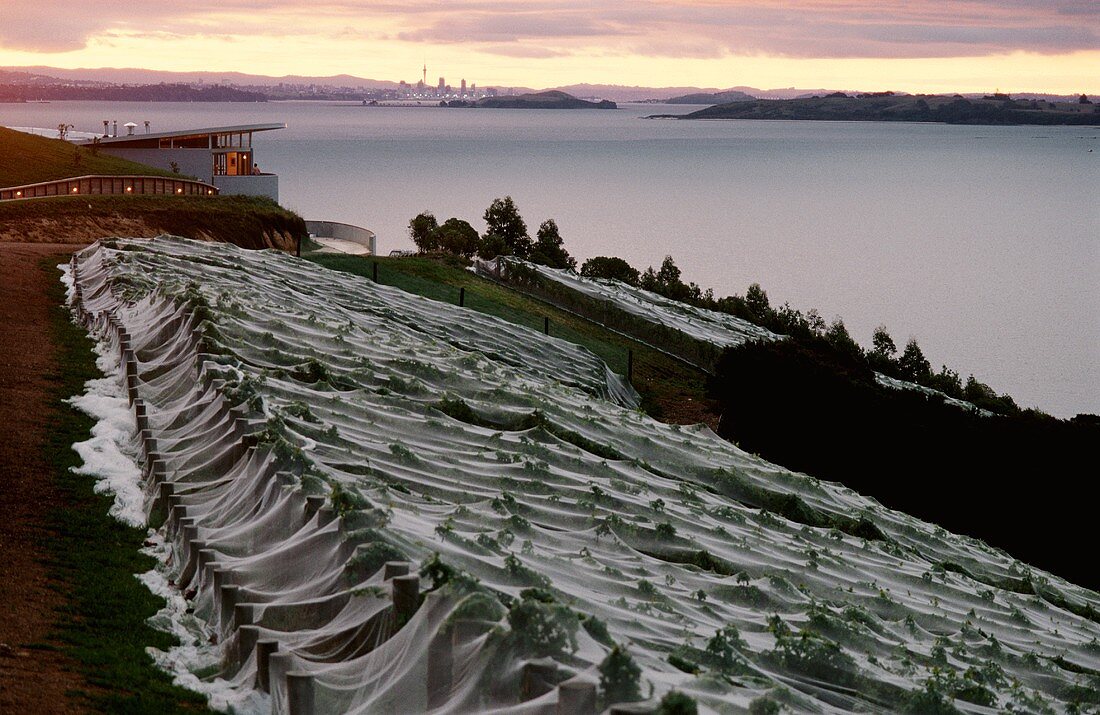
653;91;1099;125
442;90;616;110
664;90;756;105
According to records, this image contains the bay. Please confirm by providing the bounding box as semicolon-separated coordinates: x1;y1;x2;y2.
1;99;1096;417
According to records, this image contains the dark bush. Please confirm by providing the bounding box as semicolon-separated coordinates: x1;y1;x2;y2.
580;256;641;285
708;338;1100;589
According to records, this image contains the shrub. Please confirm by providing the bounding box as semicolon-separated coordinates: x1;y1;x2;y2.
599;645;642;705
506;594;579;658
748;697;781;715
657;690;698;714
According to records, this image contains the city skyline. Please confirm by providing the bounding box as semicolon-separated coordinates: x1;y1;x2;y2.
0;1;1096;94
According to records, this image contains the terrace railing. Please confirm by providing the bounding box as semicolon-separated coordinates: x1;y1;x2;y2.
0;174;219;201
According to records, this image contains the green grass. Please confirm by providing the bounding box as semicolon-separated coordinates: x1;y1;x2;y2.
0;127;181;187
312;254;631;372
307;254;715;423
42;256;210;713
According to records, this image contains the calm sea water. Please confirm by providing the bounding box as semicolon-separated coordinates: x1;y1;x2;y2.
2;100;1097;417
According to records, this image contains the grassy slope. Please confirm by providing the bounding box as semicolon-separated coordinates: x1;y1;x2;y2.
0;127;307;249
42;257;209;712
0;195;307;249
0;127;181;187
307;254;717;425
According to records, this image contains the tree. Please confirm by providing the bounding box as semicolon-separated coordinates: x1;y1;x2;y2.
477;233;507;260
1080;94;1092;105
745;283;771;320
408;211;440;253
928;365;963;398
483;196;531;258
436;218;480;257
529;219;576;270
580;256;640;285
871;325;897;360
656;255;682;287
642;256;691;301
824;318;863;360
898;338;932;383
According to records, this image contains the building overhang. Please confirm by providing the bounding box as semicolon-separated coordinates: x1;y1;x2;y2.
76;123;285;148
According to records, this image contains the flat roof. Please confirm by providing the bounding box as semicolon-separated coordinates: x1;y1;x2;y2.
76;123;285;145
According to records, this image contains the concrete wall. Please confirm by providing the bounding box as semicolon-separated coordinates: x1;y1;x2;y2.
305;220;376;255
214;174;279;202
100;148;212;181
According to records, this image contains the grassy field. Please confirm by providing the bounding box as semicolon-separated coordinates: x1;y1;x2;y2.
307;254;717;425
0;127;182;187
43;257;210;713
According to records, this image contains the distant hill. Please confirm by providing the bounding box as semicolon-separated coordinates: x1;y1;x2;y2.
0;80;265;103
665;90;757;105
450;91;616;110
0;66;401;90
660;93;1100;125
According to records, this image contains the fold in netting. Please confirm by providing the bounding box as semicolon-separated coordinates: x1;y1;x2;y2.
69;237;1100;715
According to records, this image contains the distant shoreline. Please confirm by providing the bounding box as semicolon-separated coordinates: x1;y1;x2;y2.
653;93;1100;126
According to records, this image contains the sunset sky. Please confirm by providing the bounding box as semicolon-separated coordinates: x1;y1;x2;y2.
0;1;1096;93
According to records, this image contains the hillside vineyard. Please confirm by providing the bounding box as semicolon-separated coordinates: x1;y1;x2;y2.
69;237;1100;713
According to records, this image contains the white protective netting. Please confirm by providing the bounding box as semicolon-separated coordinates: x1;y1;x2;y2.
69;237;1099;714
514;261;988;414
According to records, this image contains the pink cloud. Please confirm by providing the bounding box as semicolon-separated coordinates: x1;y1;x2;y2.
0;0;1095;58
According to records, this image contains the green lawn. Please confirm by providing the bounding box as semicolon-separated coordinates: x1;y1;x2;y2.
0;127;181;187
43;257;211;712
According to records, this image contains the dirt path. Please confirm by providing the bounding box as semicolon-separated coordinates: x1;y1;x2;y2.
0;242;89;713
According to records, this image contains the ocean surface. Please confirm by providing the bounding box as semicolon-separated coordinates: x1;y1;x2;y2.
2;100;1096;417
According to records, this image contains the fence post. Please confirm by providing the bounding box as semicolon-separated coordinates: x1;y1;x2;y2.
372;261;378;283
543;317;549;335
459;287;465;307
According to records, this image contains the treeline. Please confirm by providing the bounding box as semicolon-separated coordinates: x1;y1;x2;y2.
0;83;266;102
707;338;1100;590
408;196;576;269
579;254;1023;415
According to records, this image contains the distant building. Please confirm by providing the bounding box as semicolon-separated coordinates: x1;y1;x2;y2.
461;79;467;95
78;123;284;201
438;77;446;93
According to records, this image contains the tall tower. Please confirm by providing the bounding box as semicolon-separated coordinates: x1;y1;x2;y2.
422;63;427;86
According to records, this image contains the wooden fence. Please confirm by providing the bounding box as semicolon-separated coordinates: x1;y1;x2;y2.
0;174;219;201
